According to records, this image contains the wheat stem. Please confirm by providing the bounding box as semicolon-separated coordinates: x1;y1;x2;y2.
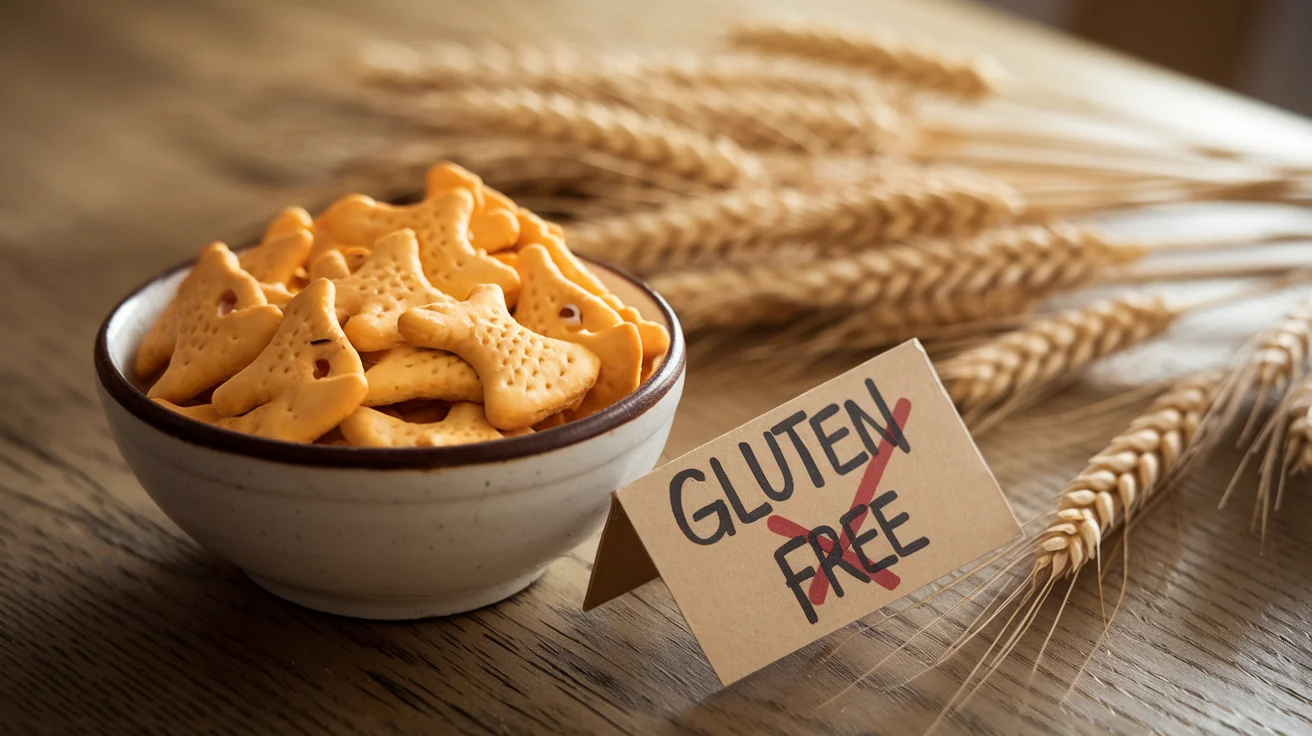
1035;373;1221;580
567;175;1023;272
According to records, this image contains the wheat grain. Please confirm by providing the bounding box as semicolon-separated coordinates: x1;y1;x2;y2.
567;175;1023;272
1036;373;1220;580
651;223;1141;333
938;294;1180;425
727;22;1004;100
354;42;898;102
387;87;763;187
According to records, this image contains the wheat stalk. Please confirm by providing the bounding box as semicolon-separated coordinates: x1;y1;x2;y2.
385;87;764;187
353;42;898;102
567;175;1023;272
938;294;1181;427
727;21;1004;100
1036;372;1220;579
651;223;1141;333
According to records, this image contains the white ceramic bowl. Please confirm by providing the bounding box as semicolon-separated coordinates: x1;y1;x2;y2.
95;256;685;619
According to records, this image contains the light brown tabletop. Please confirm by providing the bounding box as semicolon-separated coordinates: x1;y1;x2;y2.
3;0;1311;733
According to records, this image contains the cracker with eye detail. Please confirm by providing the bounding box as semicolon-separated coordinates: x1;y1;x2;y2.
315;163;519;302
515;244;623;337
332;228;455;352
210;279;368;443
341;402;505;448
147;243;283;403
363;344;482;406
398;284;600;430
135;212;313;381
238;207;314;286
516;245;644;418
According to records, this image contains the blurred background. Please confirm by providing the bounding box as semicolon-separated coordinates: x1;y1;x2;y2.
980;0;1311;116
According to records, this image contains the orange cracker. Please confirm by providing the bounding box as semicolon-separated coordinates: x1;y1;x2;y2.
362;344;482;406
134;301;178;380
470;187;520;254
155;398;271;437
154;399;221;423
237;207;314;286
134;217;313;381
515;244;624;337
309;246;373;281
566;322;644;419
147;243;283;403
398;284;600;431
210;279;368;443
515;211;607;296
333;228;454;352
516;245;643;417
315;162;520;302
340;402;504;448
601;292;671;364
260;282;296;307
307;250;350;281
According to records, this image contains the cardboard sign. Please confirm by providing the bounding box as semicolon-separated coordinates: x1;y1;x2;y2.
583;341;1019;685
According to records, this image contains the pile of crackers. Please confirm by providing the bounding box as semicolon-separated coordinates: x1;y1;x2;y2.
134;162;670;447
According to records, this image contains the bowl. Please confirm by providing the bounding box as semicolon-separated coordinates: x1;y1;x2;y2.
94;255;685;619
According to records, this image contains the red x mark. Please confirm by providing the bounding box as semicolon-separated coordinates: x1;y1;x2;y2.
765;398;912;607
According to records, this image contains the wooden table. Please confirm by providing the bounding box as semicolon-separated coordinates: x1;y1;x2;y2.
4;1;1312;733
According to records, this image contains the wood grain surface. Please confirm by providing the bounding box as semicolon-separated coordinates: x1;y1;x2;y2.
3;0;1312;733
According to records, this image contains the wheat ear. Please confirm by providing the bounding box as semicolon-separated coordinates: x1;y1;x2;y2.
1036;372;1220;580
939;294;1180;428
355;42;897;102
1204;296;1312;452
652;223;1142;333
567;176;1023;272
610;84;908;154
1220;369;1312;541
388;88;763;187
727;22;1004;100
1279;380;1312;480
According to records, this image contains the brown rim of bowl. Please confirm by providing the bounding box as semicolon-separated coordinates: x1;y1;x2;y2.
94;253;685;469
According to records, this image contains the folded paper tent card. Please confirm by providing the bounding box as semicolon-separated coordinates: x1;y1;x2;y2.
585;340;1021;685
